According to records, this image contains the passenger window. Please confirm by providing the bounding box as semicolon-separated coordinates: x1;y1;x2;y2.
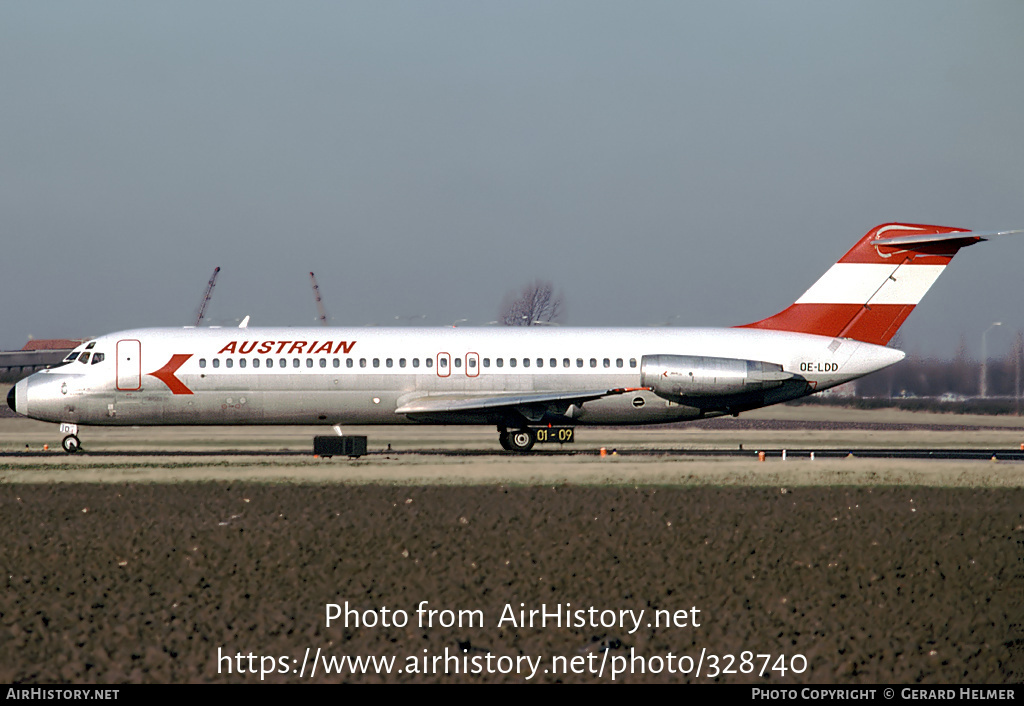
399;358;406;368
510;358;517;368
413;358;420;368
616;358;623;368
346;358;354;368
306;358;313;368
213;359;220;368
496;358;503;368
79;352;90;364
454;358;461;368
549;358;556;368
320;358;327;368
92;353;105;364
426;358;433;368
522;358;529;368
468;358;476;368
199;358;207;368
333;358;339;368
266;358;273;368
536;358;543;367
226;358;233;368
603;358;610;368
253;358;260;368
630;358;637;368
563;358;570;368
576;358;583;368
439;358;447;368
293;358;300;368
280;358;287;368
360;358;367;368
590;358;597;368
373;358;380;368
239;358;246;368
386;358;393;368
483;358;490;368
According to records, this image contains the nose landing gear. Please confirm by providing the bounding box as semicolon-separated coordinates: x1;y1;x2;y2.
58;423;81;454
62;434;81;454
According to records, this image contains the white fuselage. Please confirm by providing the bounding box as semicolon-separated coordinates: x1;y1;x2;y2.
11;325;904;428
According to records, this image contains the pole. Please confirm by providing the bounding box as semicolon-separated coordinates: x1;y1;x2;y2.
981;322;1002;398
1016;332;1022;416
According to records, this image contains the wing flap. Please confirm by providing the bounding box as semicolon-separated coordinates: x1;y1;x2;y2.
395;388;640;415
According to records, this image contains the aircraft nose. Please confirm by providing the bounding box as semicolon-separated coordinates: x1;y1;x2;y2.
8;379;31;418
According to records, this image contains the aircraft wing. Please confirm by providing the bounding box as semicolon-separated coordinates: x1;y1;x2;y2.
394;388;641;415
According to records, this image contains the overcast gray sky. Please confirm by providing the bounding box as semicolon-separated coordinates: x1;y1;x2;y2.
2;2;1023;358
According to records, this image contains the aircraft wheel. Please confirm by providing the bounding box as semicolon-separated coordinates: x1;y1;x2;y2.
508;429;535;452
498;431;512;451
62;435;81;454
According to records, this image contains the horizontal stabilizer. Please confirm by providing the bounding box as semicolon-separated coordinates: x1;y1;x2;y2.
874;228;1023;248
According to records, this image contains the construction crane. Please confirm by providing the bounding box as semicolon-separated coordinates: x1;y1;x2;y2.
310;272;329;326
194;267;220;326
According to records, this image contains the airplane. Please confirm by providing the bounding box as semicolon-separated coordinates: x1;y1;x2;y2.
7;223;1020;454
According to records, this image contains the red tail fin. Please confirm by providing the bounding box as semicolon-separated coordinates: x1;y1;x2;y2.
737;223;984;345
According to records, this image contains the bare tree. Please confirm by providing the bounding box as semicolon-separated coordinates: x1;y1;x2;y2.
499;279;564;326
952;334;974;396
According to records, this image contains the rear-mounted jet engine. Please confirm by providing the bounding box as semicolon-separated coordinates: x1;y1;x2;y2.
640;354;798;401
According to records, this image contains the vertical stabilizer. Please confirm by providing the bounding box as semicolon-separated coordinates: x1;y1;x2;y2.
737;223;984;345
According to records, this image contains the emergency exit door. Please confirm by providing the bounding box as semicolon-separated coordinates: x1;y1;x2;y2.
117;339;141;390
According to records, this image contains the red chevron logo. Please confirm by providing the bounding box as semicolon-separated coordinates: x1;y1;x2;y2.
147;354;194;395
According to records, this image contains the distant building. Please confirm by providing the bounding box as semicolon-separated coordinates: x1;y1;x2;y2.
818;381;857;398
21;339;85;351
0;339;85;384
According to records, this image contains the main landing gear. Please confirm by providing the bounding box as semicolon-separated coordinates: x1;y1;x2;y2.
498;427;535;453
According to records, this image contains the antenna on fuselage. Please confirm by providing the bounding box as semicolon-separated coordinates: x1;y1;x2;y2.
310;272;329;326
194;266;220;326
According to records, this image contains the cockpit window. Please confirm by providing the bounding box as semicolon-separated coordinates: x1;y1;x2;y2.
85;342;96;350
63;352;80;363
79;352;91;364
92;352;105;364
